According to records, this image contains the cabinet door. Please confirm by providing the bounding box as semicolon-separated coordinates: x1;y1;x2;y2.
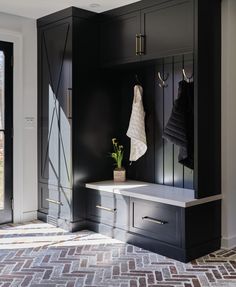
141;0;194;61
38;20;72;189
38;183;72;221
100;11;140;66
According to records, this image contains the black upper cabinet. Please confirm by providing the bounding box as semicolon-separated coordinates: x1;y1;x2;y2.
100;0;194;66
100;11;140;66
141;0;193;61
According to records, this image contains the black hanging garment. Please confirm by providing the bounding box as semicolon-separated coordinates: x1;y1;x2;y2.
163;80;194;169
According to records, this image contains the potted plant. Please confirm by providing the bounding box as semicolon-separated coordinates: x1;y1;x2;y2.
110;138;126;182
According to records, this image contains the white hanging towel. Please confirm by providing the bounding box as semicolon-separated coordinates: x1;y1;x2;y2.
126;85;147;161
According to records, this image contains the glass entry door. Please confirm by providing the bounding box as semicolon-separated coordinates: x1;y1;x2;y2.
0;41;13;224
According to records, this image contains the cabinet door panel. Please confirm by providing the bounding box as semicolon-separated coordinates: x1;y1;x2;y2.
130;198;182;247
100;11;140;66
39;20;72;189
86;190;129;229
141;0;194;60
38;183;72;221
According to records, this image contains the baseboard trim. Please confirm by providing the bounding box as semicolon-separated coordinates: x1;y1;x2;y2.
37;211;86;232
221;235;236;249
86;220;221;263
22;211;37;222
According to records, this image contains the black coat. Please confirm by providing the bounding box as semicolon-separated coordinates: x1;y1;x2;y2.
163;80;194;169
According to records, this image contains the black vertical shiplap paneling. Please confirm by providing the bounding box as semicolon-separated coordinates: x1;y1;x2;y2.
162;59;174;186
141;65;156;182
182;54;194;189
155;62;164;184
104;56;194;189
154;55;194;189
173;56;184;188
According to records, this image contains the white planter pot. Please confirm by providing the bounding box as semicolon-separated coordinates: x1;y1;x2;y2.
113;168;126;182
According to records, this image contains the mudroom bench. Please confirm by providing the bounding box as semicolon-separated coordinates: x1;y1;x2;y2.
85;181;222;263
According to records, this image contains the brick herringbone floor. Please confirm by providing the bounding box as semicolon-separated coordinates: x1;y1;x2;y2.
0;221;235;287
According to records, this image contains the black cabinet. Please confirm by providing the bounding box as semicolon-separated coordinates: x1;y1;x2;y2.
37;8;101;231
38;18;72;189
141;0;194;61
86;188;221;263
38;183;72;221
38;0;221;262
100;0;194;66
100;11;140;66
128;198;221;262
86;189;129;229
130;198;182;246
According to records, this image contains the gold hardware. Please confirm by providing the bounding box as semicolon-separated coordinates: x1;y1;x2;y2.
139;34;145;55
46;198;62;205
96;205;117;213
136;34;145;56
142;216;167;225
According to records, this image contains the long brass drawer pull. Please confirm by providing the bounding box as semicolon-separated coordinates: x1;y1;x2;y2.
142;216;167;225
96;205;117;213
46;198;62;206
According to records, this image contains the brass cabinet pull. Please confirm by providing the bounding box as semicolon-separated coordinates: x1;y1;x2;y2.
136;34;145;56
139;34;145;55
46;198;62;206
96;205;117;213
142;216;167;225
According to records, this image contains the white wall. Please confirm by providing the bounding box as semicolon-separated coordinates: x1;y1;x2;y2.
0;12;37;222
222;0;236;248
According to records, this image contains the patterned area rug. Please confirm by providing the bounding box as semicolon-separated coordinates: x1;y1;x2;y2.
0;221;235;287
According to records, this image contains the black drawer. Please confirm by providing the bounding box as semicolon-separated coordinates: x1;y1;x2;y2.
86;189;129;229
38;183;72;221
130;198;182;247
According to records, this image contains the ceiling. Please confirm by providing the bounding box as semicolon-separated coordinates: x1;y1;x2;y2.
0;0;140;19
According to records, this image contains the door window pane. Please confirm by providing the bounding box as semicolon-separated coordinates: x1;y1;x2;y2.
0;51;4;130
0;51;4;210
0;132;4;210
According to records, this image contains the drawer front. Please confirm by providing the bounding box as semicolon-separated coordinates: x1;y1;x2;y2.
38;183;72;221
130;198;182;247
86;189;129;229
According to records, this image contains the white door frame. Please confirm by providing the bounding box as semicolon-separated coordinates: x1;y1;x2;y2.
0;28;24;222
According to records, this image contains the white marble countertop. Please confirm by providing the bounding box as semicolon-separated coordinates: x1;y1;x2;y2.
85;180;222;208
